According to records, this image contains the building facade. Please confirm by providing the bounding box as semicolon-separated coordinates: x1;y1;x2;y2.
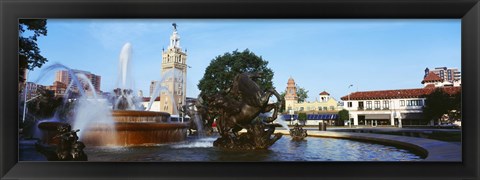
55;69;101;93
284;77;341;125
285;77;341;113
342;72;461;127
24;82;46;100
425;67;461;83
158;23;188;114
46;81;68;97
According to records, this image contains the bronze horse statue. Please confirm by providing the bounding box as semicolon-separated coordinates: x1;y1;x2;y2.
181;99;215;136
210;72;283;149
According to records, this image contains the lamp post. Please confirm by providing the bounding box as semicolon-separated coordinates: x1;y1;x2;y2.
289;109;294;125
22;70;29;123
348;84;353;128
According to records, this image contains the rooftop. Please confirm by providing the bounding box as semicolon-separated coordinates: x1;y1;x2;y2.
340;86;460;100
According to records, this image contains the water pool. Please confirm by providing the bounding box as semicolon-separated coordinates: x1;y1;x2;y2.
83;136;424;162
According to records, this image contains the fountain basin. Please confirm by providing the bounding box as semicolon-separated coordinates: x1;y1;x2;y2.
82;122;188;146
111;110;171;123
81;110;188;146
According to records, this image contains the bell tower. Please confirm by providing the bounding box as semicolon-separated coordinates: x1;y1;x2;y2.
285;77;298;111
159;23;187;115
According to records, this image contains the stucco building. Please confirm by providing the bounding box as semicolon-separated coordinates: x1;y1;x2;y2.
341;72;461;127
284;77;341;125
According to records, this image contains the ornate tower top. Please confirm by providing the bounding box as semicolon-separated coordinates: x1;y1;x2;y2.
169;23;181;49
285;77;298;100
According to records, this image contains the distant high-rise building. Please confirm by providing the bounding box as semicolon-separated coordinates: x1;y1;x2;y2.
55;69;101;92
46;81;68;97
24;82;46;100
424;67;461;83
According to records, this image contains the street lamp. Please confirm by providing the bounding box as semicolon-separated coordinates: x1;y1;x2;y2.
289;109;294;125
22;70;30;123
348;84;353;128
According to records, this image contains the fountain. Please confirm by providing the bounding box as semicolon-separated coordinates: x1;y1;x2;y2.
21;29;430;162
36;43;188;148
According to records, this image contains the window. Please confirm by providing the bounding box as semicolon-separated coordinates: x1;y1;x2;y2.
374;101;380;109
383;101;389;109
300;107;304;111
407;100;423;106
366;101;372;109
318;106;322;110
400;100;405;106
347;102;352;107
323;107;328;111
330;106;335;110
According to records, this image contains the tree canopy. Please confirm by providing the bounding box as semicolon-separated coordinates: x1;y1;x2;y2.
296;87;309;103
423;88;461;123
197;49;274;99
19;19;48;82
338;109;349;121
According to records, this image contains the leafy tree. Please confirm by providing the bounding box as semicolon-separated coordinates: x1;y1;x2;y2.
423;88;461;123
338;109;349;122
296;86;309;103
297;112;307;125
26;89;63;120
198;49;274;99
23;88;63;137
19;19;48;83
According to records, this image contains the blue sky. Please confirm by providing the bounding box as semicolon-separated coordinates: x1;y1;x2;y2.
28;19;461;102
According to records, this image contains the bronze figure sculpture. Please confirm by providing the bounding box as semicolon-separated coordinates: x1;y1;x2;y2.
290;123;308;141
207;72;284;150
36;123;88;161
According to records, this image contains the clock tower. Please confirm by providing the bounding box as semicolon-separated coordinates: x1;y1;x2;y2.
159;23;187;115
285;77;298;111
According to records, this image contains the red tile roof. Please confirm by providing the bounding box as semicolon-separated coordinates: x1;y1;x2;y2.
340;86;460;100
142;97;160;102
422;72;443;84
319;91;330;95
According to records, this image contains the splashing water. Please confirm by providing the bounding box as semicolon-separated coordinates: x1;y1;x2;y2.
258;112;290;131
72;98;116;142
147;68;184;115
274;116;291;131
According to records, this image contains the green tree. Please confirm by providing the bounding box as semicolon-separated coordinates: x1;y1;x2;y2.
296;87;309;103
19;19;48;83
297;112;307;125
338;109;349;122
423;88;461;123
197;49;274;99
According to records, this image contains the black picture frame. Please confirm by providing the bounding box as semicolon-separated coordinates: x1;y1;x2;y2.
1;0;479;179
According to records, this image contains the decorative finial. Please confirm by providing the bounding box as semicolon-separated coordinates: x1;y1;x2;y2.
172;23;178;32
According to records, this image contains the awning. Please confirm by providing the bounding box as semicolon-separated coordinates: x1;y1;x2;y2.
401;113;424;119
364;114;391;119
